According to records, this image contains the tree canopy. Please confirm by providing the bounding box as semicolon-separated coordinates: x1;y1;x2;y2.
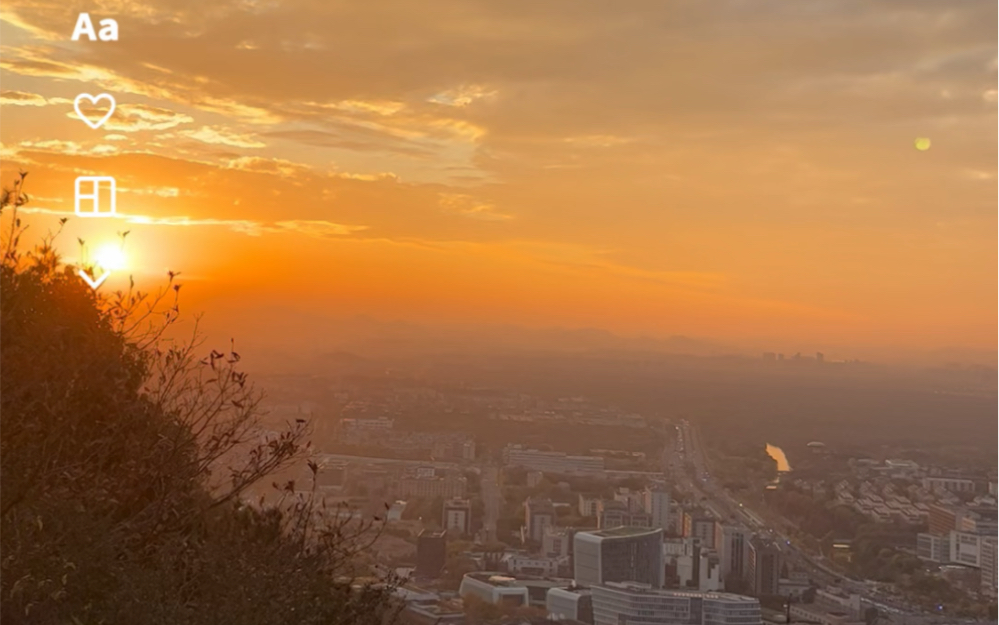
1;173;399;624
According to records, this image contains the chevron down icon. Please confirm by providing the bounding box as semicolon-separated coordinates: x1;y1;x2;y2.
78;267;111;290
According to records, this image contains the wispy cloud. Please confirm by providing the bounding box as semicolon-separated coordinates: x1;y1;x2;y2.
429;84;497;107
18;207;367;238
172;125;265;148
274;220;369;237
72;103;195;132
0;89;68;106
224;155;310;177
16;139;119;156
439;192;513;221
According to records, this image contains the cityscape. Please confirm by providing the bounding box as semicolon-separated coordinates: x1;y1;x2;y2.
1;0;995;624
237;356;997;625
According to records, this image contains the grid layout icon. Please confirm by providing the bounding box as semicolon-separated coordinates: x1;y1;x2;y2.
74;176;116;217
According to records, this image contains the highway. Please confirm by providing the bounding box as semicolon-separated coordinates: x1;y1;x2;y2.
669;421;938;619
669;420;844;586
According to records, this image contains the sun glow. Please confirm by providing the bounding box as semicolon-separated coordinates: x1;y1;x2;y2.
93;243;127;271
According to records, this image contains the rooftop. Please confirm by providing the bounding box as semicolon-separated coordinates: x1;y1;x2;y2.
419;529;447;539
585;526;661;538
600;582;759;602
466;572;525;587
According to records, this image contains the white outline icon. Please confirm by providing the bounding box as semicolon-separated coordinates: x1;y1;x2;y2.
73;93;116;129
75;176;116;217
78;268;111;290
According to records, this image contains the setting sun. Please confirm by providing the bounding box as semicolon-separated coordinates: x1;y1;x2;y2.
93;243;127;271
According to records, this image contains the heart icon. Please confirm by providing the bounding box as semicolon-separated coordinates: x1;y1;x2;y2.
73;93;116;129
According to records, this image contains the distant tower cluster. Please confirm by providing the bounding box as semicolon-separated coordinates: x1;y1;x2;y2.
762;351;826;363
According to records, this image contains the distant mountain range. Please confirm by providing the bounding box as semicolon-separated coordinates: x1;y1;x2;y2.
194;305;995;373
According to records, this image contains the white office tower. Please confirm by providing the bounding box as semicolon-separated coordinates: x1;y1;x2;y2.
644;487;672;531
574;527;664;589
591;582;762;625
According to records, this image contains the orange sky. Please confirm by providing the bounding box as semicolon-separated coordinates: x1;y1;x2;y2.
1;0;996;358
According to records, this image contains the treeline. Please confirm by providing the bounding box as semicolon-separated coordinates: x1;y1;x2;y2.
0;175;398;624
765;485;869;541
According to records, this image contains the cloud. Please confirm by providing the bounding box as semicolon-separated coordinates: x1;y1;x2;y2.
502;240;727;290
335;172;399;181
16;139;118;156
274;220;369;237
0;46;172;98
224;156;309;177
261;129;433;157
310;99;406;116
96;103;195;132
174;126;266;148
429;84;497;107
563;135;634;148
962;169;995;181
0;45;279;124
439;192;512;221
18;206;367;238
117;214;271;236
0;90;68;106
121;186;181;197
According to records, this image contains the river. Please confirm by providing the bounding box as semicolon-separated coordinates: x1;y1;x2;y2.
765;443;792;472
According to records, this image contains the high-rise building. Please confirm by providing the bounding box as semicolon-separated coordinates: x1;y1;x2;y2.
699;549;723;592
598;499;652;529
747;539;780;597
960;507;999;536
981;538;998;598
950;531;988;568
928;504;961;536
543;525;572;558
683;509;716;548
574;527;664;589
461;439;476;461
579;493;602;518
442;497;472;535
663;536;699;588
916;532;950;563
525;498;556;543
644;487;672;532
546;586;594;623
415;529;447;579
614;487;645;513
715;524;750;582
590;582;762;625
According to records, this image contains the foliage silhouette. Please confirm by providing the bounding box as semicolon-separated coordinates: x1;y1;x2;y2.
0;172;400;624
